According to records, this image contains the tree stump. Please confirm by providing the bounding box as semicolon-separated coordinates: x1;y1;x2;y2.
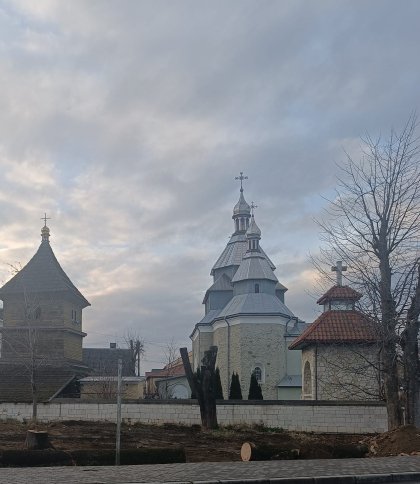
24;430;54;450
241;441;300;461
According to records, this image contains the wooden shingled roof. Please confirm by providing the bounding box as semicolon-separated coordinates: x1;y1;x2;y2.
289;310;378;350
0;238;90;307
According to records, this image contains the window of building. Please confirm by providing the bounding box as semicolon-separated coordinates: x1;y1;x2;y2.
253;366;262;382
255;283;260;293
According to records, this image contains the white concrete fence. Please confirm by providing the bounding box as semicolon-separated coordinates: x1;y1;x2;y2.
0;400;387;434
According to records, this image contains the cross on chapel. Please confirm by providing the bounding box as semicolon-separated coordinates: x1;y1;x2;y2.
235;171;248;192
250;202;258;216
331;261;347;286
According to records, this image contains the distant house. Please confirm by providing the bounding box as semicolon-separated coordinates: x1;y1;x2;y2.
80;375;145;400
83;343;135;377
145;352;192;399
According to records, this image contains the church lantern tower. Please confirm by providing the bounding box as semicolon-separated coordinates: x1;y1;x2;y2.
0;217;90;364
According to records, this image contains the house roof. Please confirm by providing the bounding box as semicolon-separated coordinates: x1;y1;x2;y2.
317;285;362;305
82;348;135;376
289;310;378;350
0;234;90;307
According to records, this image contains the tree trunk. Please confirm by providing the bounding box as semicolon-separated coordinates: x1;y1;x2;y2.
241;442;300;461
382;343;401;430
180;346;218;429
31;367;38;422
24;430;53;450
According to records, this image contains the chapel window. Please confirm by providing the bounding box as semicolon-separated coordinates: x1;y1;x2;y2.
255;283;260;293
303;361;312;397
254;366;262;382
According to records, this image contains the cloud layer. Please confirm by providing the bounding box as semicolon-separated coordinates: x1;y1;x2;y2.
0;0;419;370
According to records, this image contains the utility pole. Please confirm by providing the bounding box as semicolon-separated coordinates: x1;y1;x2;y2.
115;358;122;465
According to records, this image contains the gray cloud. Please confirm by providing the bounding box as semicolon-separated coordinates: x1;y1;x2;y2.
0;0;419;369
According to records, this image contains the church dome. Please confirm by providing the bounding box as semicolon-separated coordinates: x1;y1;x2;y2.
233;190;251;216
246;215;261;238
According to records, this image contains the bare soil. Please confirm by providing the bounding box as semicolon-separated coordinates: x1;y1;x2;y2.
1;421;420;462
365;425;420;457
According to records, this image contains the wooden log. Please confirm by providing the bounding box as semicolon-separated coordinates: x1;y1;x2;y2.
241;441;300;461
24;430;54;450
0;447;186;467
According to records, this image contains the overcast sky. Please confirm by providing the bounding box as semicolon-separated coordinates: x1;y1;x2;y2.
0;0;419;372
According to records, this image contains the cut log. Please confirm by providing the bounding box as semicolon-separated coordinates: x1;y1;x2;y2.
24;430;54;450
241;441;300;461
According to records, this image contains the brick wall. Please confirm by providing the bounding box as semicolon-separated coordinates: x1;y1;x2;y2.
0;400;387;434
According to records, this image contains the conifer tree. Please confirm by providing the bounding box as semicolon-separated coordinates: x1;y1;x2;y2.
248;372;263;400
229;372;242;399
214;367;224;400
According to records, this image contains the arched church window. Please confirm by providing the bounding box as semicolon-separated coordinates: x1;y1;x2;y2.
255;283;260;293
235;219;240;232
303;361;312;396
253;366;262;382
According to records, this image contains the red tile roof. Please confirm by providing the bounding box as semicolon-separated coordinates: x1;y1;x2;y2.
289;310;378;350
317;285;362;305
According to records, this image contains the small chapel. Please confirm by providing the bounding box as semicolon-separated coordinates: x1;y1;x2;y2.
0;218;91;402
289;262;382;401
190;174;306;400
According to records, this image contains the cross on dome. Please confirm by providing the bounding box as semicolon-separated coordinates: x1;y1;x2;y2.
41;213;51;227
331;261;347;286
235;171;248;192
41;213;51;242
250;202;258;216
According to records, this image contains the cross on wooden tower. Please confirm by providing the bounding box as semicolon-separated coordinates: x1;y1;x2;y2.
331;261;347;286
41;213;51;227
250;201;258;216
235;171;248;192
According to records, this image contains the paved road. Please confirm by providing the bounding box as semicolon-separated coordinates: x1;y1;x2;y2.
1;456;420;483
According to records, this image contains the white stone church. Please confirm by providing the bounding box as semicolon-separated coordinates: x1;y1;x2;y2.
190;174;306;400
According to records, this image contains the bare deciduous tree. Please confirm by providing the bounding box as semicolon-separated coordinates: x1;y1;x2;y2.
315;114;420;429
124;330;146;376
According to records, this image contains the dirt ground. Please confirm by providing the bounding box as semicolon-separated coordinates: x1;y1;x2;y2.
1;420;420;462
0;420;365;462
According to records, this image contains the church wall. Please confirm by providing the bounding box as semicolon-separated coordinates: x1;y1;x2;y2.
192;328;213;372
213;323;242;398
237;321;286;400
285;337;302;376
233;280;276;296
301;345;381;401
316;344;381;401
